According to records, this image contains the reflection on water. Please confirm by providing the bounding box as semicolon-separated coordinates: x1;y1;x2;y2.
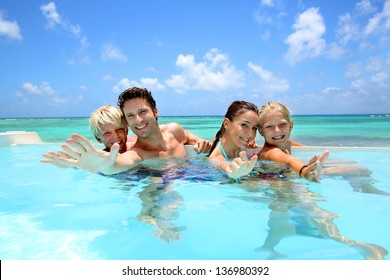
236;178;388;260
111;156;388;258
322;159;390;196
113;157;216;243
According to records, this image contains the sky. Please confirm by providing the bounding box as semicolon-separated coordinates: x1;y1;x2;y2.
1;0;390;118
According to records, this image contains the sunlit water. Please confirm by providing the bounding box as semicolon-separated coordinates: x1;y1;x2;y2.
1;144;389;260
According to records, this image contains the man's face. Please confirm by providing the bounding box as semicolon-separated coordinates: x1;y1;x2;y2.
96;123;128;153
122;97;158;139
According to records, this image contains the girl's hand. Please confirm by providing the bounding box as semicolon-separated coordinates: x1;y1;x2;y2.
302;150;329;182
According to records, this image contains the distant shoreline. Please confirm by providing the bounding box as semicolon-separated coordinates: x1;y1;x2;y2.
1;113;390;120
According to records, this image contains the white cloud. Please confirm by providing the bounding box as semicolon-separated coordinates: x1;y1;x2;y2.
326;42;347;59
370;71;390;88
165;48;245;93
17;82;55;96
261;0;275;7
284;7;326;65
260;30;271;42
296;71;390;114
100;43;127;62
79;85;87;91
365;56;382;72
329;0;389;60
336;13;360;46
364;0;390;36
40;2;88;49
40;2;62;29
345;62;362;78
102;74;115;81
112;77;165;93
247;62;290;94
254;10;273;25
355;0;377;16
0;12;23;41
15;81;84;107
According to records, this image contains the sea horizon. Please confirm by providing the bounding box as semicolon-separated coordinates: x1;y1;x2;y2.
1;113;390;120
1;114;390;147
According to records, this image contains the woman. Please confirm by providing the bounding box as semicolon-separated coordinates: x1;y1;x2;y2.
208;100;260;179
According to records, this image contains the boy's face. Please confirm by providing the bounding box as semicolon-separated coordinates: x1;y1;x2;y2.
260;110;293;148
122;97;158;139
96;123;128;153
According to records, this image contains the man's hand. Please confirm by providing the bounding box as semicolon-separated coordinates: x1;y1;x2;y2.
193;139;212;154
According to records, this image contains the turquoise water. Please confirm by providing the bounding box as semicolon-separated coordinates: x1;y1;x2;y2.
1;114;390;146
0;115;390;260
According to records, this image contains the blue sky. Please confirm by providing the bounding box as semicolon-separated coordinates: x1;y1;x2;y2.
1;0;389;117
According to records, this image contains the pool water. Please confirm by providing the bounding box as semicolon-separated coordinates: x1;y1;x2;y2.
0;144;389;260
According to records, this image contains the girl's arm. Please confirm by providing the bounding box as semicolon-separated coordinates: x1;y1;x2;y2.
259;148;329;182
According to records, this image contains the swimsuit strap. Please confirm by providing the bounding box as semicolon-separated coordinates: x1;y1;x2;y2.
218;142;229;160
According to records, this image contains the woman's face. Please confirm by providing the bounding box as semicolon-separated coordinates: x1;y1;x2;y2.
224;110;260;149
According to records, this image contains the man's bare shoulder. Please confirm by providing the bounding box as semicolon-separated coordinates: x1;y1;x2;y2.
160;122;186;142
160;122;183;129
160;122;185;134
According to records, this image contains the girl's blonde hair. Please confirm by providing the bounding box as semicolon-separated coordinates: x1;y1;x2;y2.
258;101;292;127
89;105;127;138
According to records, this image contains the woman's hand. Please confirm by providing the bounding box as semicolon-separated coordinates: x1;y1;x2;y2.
224;151;258;180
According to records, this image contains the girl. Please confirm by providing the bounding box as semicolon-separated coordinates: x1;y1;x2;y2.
209;100;327;181
257;101;329;182
257;102;389;195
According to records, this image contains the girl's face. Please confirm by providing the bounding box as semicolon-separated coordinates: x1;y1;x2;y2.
224;110;260;149
260;110;293;148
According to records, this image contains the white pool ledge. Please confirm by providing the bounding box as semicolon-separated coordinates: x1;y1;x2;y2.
0;131;43;147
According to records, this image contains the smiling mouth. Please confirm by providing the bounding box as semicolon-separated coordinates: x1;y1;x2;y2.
272;135;285;140
135;123;148;130
240;136;251;144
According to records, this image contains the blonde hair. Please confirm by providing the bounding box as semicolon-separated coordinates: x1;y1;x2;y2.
89;105;127;138
258;101;292;127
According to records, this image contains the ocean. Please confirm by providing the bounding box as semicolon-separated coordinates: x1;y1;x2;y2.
1;114;390;147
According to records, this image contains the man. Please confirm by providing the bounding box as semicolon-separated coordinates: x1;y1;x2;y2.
44;87;211;174
41;105;135;168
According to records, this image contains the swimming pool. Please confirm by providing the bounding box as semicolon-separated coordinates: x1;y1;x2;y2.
1;144;389;260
